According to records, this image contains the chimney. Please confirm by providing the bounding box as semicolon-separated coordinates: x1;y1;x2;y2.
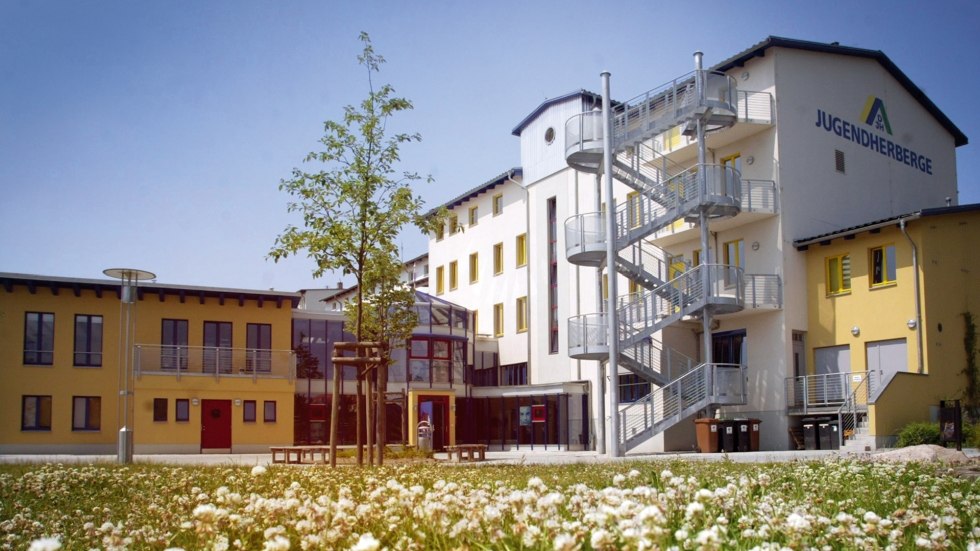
337;281;344;289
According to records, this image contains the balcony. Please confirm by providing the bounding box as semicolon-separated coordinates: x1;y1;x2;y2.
651;179;778;247
135;344;296;381
652;90;774;162
785;371;877;414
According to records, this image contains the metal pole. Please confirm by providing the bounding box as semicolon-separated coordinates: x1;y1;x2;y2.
594;173;606;455
601;71;621;457
694;52;713;373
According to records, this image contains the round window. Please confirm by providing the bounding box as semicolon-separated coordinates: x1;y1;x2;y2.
544;127;555;144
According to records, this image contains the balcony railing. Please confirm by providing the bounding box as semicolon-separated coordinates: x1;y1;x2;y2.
785;371;877;413
135;344;296;381
743;274;782;309
735;90;773;124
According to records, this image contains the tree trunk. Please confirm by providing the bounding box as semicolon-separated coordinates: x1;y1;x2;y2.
366;366;375;465
329;345;340;468
377;357;387;466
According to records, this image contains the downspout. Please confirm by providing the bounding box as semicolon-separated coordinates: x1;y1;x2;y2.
899;218;924;374
594;172;606;455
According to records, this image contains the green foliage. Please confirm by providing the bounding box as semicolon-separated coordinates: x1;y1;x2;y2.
269;32;431;340
964;311;979;418
896;421;940;447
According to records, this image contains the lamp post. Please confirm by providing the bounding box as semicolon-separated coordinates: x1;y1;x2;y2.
103;268;156;463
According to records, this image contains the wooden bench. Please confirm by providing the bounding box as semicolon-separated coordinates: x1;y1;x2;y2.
444;444;488;462
270;446;330;464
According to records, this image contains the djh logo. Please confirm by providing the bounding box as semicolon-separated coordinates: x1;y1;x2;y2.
861;96;892;135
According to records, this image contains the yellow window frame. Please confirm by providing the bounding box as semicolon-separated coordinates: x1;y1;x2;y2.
826;253;851;295
516;233;528;267
469;253;479;284
493;242;504;275
449;261;458;290
435;266;445;295
493;303;504;337
468;205;478;227
516;296;528;333
869;245;897;287
449;215;458;235
492;194;503;216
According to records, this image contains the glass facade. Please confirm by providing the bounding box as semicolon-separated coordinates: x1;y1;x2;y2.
455;393;589;450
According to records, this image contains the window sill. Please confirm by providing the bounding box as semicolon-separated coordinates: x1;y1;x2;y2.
870;282;897;290
21;428;52;432
23;363;54;367
517;329;528;334
71;429;102;433
73;365;103;369
826;291;852;297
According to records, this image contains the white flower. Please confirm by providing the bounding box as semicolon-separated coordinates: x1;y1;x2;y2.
553;533;578;551
28;538;61;551
251;465;268;476
351;533;380;551
612;474;626;486
786;512;811;531
590;529;613;549
262;535;290;551
627;469;641;479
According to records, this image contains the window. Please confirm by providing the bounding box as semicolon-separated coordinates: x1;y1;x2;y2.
468;252;479;284
435;265;445;295
21;395;52;431
435;223;444;241
668;255;687;280
516;297;528;333
74;314;103;367
547;197;558;353
468;205;478;227
602;274;609;300
72;396;101;431
826;254;852;295
870;245;897;286
516;233;528;267
161;319;189;370
175;399;190;422
494;303;504;337
835;149;846;173
619;374;648;403
493;243;504;275
203;321;233;373
493;194;503;216
472;310;479;335
449;215;458;235
628;279;640;297
263;401;277;422
153;398;168;422
243;400;257;422
246;323;272;372
449;261;458;290
627;191;642;229
24;312;54;365
723;239;744;286
721;153;741;193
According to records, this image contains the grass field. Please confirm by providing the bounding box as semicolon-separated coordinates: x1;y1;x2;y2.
1;459;977;550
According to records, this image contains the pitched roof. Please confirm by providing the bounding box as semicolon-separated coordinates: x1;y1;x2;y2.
511;90;604;137
713;36;968;147
793;202;980;249
425;167;522;216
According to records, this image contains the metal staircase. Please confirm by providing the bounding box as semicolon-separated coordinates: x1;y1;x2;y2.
564;62;748;452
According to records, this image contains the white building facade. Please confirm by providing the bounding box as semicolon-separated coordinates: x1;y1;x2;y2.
426;36;966;453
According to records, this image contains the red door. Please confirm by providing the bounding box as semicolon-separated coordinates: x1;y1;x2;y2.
201;400;232;450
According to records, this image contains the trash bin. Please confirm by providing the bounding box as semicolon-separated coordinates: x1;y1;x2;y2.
694;418;720;453
417;421;433;453
734;419;750;452
819;419;840;450
719;420;737;452
748;419;762;451
802;418;820;450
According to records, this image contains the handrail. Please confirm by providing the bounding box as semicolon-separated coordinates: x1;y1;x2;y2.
134;344;296;381
836;372;871;447
784;371;875;411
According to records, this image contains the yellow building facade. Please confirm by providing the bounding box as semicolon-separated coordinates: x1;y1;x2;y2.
0;274;298;454
800;205;979;446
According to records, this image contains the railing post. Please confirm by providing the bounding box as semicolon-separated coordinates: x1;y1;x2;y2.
802;376;808;415
134;345;141;379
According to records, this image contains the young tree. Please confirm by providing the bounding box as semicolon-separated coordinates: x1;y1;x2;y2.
269;32;436;465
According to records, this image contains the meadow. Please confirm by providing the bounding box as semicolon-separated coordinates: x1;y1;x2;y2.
1;458;977;550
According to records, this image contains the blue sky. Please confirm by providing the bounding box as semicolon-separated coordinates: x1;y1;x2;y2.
2;1;977;292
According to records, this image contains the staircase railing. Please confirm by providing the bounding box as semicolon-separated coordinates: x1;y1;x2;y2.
620;338;698;385
837;372;873;447
619;362;747;446
616;241;672;289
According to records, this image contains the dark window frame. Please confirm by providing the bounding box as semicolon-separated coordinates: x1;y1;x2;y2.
263;400;277;423
71;396;101;431
153;398;168;422
243;400;257;422
21;395;52;431
74;314;103;367
175;399;190;422
161;319;189;370
24;312;55;365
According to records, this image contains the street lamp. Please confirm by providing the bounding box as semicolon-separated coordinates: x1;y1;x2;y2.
103;268;156;463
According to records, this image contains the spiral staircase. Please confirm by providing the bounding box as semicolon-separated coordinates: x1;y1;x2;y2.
564;68;749;452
